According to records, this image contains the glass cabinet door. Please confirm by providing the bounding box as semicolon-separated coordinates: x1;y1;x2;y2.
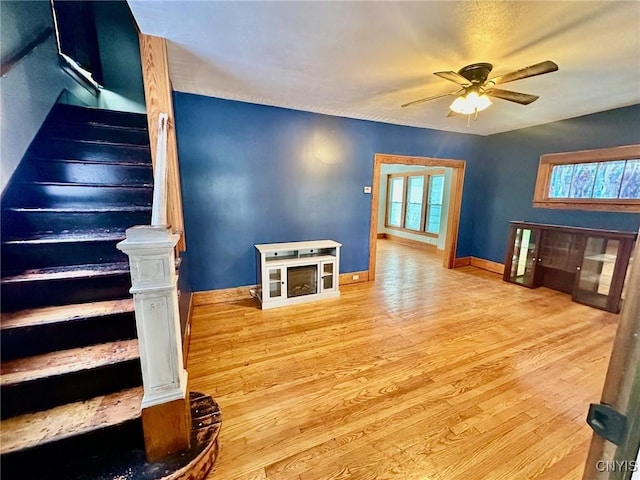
267;266;285;300
321;261;335;292
573;236;621;311
507;227;539;287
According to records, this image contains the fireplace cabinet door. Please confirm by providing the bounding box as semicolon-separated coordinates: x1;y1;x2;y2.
265;266;286;301
320;261;336;292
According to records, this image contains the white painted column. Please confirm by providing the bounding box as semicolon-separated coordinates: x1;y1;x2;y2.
117;225;187;409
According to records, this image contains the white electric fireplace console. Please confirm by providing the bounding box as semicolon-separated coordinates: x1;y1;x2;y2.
255;240;341;309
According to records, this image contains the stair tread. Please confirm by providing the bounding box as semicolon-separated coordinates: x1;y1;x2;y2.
1;338;139;386
5;205;151;213
3;231;126;245
27;181;153;188
1;262;130;284
48;137;151;149
1;298;133;330
49;120;148;132
29;156;152;167
0;386;142;454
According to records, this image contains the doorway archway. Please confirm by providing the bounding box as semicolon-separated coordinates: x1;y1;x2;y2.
369;153;466;281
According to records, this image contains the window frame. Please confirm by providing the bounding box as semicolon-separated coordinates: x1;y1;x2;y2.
533;144;640;212
384;169;445;237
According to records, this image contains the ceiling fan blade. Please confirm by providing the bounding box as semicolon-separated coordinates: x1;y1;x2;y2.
487;88;539;105
488;60;558;86
434;71;471;85
401;90;460;108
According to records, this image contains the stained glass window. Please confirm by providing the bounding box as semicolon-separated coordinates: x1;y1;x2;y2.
569;162;598;198
593;160;625;198
547;159;639;200
535;146;640;211
549;164;574;198
620;159;640;199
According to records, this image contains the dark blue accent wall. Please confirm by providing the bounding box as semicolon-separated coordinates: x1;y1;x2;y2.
474;105;640;264
174;93;639;292
174;93;482;291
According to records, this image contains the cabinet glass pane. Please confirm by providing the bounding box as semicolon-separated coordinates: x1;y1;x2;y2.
509;228;537;285
539;232;582;272
404;176;424;231
269;269;281;282
322;262;334;291
268;268;282;298
575;237;620;309
269;281;282;297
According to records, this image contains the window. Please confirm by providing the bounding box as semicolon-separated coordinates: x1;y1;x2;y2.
385;170;445;236
387;177;404;227
404;176;424;230
426;175;444;234
533;145;640;212
51;0;103;90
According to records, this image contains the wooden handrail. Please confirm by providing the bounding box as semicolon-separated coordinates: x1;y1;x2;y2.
151;113;169;226
1;27;54;77
139;34;186;252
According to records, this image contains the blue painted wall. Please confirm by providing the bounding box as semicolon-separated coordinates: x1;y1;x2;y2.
474;105;640;264
174;93;639;292
174;93;482;291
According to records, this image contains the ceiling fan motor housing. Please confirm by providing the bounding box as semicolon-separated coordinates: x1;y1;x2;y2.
458;63;493;84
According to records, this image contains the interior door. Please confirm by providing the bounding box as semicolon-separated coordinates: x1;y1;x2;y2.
583;229;640;480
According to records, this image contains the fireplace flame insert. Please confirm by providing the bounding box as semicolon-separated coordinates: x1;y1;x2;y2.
287;265;318;297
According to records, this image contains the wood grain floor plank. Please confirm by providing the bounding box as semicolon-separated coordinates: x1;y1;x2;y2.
194;240;616;480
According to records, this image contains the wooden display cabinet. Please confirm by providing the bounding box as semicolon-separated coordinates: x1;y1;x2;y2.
504;222;636;313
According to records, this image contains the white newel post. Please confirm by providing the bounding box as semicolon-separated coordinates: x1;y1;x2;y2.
117;225;187;409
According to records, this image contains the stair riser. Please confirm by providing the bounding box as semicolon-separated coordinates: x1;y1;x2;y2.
1;360;141;419
1;240;127;276
4;184;152;209
0;419;144;480
42;123;149;146
1;312;137;361
53;103;149;129
31;139;151;163
1;274;132;312
2;209;151;237
24;160;153;186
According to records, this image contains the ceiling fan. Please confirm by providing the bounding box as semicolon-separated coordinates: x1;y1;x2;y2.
401;60;559;118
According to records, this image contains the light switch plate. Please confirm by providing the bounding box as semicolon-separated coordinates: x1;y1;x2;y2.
363;186;372;194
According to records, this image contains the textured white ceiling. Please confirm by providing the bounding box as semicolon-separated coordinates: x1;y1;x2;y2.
128;1;640;136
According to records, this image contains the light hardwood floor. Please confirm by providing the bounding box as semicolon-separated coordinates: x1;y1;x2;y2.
188;240;617;480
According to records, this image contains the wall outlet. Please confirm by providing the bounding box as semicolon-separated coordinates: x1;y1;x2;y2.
352;274;360;280
363;186;372;194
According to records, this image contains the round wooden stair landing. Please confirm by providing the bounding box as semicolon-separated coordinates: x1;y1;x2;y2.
120;392;222;480
0;392;221;480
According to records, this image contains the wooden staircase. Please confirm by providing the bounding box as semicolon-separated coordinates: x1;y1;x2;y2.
0;104;220;479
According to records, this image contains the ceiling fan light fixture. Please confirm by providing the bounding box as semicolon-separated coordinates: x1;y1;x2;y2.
449;91;492;115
